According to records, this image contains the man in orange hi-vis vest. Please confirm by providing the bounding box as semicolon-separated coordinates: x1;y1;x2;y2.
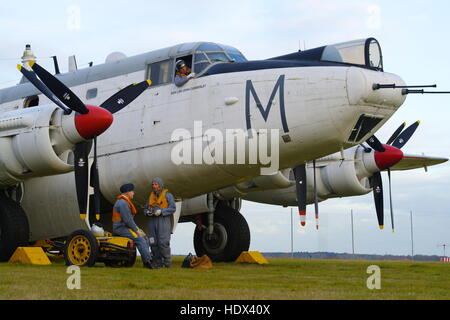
144;177;176;268
112;183;155;269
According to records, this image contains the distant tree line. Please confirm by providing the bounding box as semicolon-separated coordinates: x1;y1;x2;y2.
263;252;444;261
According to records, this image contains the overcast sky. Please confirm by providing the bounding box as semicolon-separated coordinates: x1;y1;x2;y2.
1;0;449;257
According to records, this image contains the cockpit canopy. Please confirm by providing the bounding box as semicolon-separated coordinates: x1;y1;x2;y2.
193;43;247;74
321;38;383;70
272;38;384;71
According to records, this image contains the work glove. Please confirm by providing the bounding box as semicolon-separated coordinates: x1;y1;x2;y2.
142;204;151;217
137;228;146;237
187;73;196;79
154;209;162;217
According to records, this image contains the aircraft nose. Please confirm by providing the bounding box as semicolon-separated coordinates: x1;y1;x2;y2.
346;67;407;109
74;105;113;139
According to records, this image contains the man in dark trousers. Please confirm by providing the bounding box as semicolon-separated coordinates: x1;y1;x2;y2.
112;183;155;269
144;177;176;268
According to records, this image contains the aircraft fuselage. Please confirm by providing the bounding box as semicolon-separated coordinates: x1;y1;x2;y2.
0;41;406;240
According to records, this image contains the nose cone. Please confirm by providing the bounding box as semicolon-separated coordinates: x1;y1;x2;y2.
374;144;404;170
346;67;407;108
75;105;113;139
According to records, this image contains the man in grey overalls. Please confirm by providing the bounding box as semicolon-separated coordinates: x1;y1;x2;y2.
144;178;176;268
112;183;154;269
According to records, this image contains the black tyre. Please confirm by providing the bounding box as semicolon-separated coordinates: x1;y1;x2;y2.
64;229;99;267
194;201;250;262
0;195;30;262
123;245;137;267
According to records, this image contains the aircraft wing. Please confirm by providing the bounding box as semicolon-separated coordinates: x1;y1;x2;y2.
389;153;448;171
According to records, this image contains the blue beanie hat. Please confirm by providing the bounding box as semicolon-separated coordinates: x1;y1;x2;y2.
120;183;134;193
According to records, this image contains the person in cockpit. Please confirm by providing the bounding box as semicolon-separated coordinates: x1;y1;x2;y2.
174;59;195;87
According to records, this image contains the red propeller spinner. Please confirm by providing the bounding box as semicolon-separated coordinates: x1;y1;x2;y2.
374;144;404;170
74;105;113;140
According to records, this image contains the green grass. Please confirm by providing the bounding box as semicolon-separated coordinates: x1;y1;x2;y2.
0;256;449;300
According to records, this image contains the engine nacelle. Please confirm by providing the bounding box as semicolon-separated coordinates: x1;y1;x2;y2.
320;149;372;198
242;146;381;206
215;169;293;199
180;194;211;216
0;105;81;188
179;194;243;217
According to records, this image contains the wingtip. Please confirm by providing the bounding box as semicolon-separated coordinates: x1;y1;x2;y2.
17;64;22;71
146;79;152;86
80;213;87;220
379;225;384;230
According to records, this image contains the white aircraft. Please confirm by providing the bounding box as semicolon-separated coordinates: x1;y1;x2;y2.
0;38;445;262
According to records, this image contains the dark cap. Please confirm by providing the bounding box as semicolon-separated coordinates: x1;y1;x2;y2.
176;59;186;71
120;183;134;193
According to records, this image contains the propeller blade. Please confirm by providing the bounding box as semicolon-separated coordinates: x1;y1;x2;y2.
293;164;307;227
29;61;89;114
359;144;372;153
17;64;71;114
387;168;395;232
386;122;406;145
92;137;101;221
100;80;152;114
366;135;386;152
313;160;319;230
391;121;420;149
371;171;384;230
74;141;90;220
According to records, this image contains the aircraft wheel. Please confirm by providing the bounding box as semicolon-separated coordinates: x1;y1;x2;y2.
193;201;250;262
0;195;30;262
64;229;98;267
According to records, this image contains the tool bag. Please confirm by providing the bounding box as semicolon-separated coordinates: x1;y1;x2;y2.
182;253;213;269
182;253;194;268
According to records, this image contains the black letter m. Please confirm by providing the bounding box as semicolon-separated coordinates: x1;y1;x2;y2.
245;75;289;133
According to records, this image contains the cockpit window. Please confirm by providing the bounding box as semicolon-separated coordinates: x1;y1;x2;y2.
197;43;222;51
228;53;247;62
321;38;383;71
194;62;210;74
207;52;228;62
193;43;247;74
367;39;382;69
194;53;207;62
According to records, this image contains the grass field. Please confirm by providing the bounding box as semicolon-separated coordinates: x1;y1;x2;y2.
0;256;449;300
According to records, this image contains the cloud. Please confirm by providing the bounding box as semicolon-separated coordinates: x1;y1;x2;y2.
250;219;283;235
366;4;382;29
